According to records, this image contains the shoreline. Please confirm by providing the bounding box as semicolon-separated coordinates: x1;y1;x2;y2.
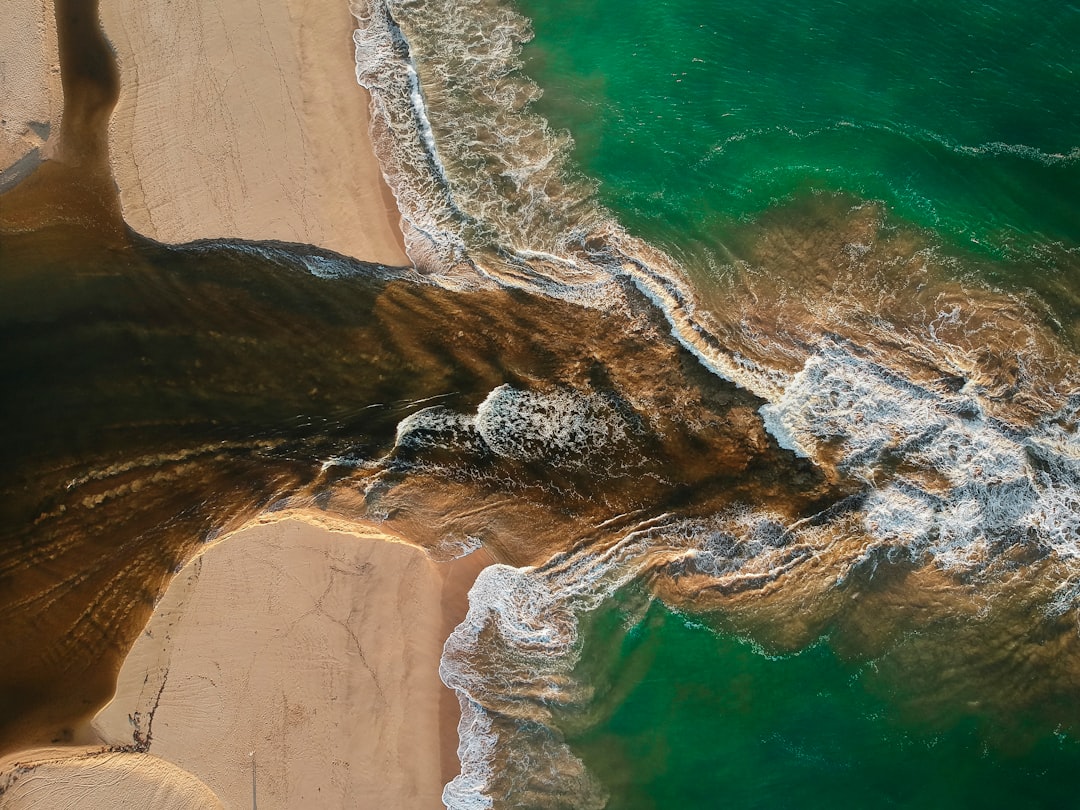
0;514;488;809
437;542;493;788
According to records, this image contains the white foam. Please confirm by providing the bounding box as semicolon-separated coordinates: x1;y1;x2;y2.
298;252;370;279
347;0;1080;804
439;528;667;809
473;385;629;464
393;405;472;450
390;385;635;474
768;344;1080;571
442;697;496;810
352;0;477;278
351;0;608;285
188;239;404;280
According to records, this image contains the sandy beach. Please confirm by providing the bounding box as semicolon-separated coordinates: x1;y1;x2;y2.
90;516;486;808
0;517;487;809
0;0;485;806
0;2;61;186
98;0;409;266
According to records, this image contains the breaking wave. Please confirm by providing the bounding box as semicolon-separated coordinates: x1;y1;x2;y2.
349;0;1080;806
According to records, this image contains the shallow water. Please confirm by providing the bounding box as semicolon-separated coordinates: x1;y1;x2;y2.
362;0;1080;805
521;0;1080;263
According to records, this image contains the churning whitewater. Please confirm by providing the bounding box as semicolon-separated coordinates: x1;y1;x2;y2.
349;0;1079;807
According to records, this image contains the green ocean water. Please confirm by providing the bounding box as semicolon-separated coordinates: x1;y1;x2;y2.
520;0;1080;270
561;593;1080;810
511;0;1080;806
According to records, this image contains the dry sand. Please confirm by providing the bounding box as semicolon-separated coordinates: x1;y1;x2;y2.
4;0;407;266
87;516;486;809
0;747;223;809
98;0;409;266
0;2;62;186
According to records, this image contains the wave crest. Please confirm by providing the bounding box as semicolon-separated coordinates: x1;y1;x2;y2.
348;1;1080;806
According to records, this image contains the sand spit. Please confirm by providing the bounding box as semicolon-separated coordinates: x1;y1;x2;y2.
0;747;222;809
97;0;409;266
80;516;481;809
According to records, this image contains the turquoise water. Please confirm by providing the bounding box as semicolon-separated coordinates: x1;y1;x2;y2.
520;0;1080;267
352;0;1080;805
563;594;1080;809
510;0;1080;805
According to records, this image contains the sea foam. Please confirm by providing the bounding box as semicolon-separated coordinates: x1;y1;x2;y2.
440;533;657;810
349;0;1080;805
